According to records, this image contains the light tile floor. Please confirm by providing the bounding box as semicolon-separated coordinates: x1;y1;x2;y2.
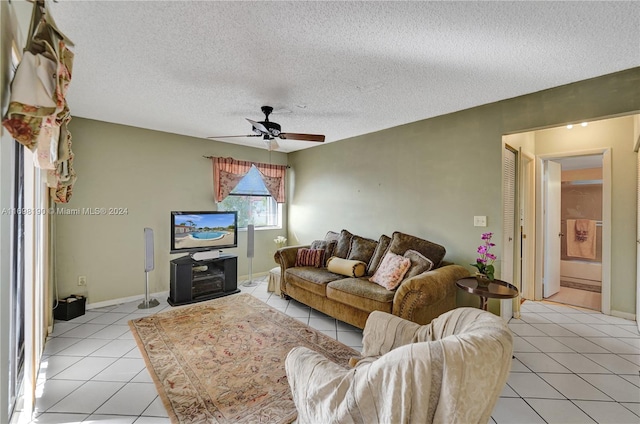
27;276;640;423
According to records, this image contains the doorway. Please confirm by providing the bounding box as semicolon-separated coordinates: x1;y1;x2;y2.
542;154;605;311
503;114;640;320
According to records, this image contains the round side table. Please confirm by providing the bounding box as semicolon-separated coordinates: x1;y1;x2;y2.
456;277;519;311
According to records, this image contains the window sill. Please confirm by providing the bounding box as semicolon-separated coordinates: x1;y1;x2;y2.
238;225;282;232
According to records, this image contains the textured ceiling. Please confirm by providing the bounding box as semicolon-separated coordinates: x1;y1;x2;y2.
48;1;640;153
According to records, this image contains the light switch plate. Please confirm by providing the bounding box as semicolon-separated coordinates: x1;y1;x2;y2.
474;216;487;227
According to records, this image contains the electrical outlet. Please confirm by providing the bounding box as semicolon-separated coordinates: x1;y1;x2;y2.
78;276;87;286
474;216;487;227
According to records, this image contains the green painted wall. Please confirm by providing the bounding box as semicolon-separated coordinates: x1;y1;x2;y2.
287;68;640;316
53;69;640;316
55;118;287;304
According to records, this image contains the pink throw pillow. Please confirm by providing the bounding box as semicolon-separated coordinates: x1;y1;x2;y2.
369;251;411;290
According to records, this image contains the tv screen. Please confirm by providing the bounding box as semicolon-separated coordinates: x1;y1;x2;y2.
171;211;238;254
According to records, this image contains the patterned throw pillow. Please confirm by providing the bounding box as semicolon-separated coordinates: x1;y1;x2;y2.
333;229;354;259
347;235;378;264
387;231;446;268
324;231;340;243
369;251;411;290
403;249;435;279
310;239;337;266
295;248;325;268
366;234;391;275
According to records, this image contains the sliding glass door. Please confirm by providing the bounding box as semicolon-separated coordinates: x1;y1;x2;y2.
8;143;25;418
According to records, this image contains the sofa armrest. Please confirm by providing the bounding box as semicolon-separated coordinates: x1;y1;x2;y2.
392;264;470;325
361;311;422;358
273;245;310;296
273;244;311;270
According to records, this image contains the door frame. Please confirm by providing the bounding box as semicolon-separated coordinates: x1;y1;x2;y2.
520;150;536;302
634;122;639;331
501;144;518;320
534;148;611;314
542;159;562;298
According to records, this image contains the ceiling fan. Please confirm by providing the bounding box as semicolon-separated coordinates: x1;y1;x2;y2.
208;106;325;150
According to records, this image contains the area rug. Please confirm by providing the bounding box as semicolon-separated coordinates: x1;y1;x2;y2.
129;294;359;424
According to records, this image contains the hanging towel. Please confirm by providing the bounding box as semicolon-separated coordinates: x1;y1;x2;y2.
566;219;596;259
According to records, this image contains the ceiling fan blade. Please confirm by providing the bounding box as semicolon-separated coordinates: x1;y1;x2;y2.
207;134;261;139
246;118;269;134
279;133;325;142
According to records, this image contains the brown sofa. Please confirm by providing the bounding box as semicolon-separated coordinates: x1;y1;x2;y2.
273;230;470;329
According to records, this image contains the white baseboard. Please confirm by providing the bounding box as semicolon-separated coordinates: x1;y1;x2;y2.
86;272;269;310
238;271;269;281
610;309;636;322
86;290;169;310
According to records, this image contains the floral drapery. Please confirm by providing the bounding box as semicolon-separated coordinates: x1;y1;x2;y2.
1;2;76;203
212;157;287;203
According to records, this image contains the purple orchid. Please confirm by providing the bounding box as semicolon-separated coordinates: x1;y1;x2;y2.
471;232;497;280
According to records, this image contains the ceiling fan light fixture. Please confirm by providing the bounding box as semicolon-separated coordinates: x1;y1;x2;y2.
266;139;280;151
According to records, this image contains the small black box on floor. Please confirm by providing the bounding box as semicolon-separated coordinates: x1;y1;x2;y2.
54;295;86;321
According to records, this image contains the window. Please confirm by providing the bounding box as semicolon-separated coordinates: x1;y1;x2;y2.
217;165;282;229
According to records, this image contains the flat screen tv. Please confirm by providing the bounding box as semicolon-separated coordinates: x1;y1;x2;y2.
170;211;238;254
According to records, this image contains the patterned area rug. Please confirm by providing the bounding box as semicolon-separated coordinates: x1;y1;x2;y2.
129;294;359;424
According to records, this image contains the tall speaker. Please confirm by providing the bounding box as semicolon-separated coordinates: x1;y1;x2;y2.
139;228;160;309
144;227;154;272
247;224;255;258
243;224;257;287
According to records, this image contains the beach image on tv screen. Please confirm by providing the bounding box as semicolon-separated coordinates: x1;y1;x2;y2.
173;213;235;250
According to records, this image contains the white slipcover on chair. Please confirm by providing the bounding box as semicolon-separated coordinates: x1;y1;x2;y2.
285;307;513;424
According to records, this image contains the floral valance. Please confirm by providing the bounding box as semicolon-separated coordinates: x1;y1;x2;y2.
212;157;287;203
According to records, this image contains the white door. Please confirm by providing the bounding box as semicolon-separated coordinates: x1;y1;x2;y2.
502;146;517;319
544;160;562;297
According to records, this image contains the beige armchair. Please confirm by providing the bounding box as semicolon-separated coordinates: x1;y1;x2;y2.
285;307;513;424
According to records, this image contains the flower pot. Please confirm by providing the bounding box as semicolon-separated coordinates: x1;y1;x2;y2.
475;273;492;287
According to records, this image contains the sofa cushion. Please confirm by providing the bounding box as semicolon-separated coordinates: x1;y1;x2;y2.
327;257;366;277
324;231;340;243
295;248;324;268
369;251;411;290
388;231;446;267
333;229;354;259
310;239;337;266
366;234;391;275
403;249;435;279
326;278;394;314
347;235;378;264
285;267;343;297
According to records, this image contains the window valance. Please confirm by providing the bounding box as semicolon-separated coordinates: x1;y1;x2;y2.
212;157;287;203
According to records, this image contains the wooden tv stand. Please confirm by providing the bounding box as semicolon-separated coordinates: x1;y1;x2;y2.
168;254;239;306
